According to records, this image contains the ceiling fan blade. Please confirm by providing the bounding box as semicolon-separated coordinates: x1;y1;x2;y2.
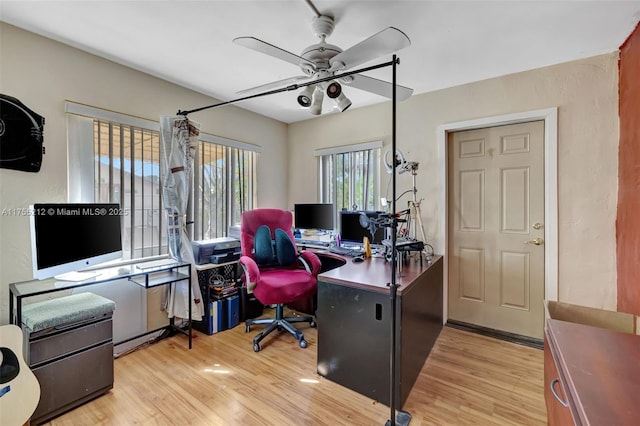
345;74;413;101
329;27;411;71
237;75;314;96
233;37;315;69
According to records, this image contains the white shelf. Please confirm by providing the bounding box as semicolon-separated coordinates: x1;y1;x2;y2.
194;260;239;271
129;270;190;288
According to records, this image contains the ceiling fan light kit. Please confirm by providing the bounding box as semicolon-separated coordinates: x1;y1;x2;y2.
334;94;352;112
324;81;351;111
233;0;413;116
326;81;342;98
297;85;315;107
309;86;324;115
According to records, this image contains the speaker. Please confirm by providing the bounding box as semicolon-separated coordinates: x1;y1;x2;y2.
0;94;45;172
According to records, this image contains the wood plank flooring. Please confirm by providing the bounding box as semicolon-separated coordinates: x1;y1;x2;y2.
43;310;546;425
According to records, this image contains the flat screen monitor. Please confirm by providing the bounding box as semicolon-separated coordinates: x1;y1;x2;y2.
339;211;385;245
294;203;334;231
30;203;123;280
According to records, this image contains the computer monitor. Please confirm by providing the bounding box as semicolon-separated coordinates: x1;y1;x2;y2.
30;203;123;280
339;211;385;245
294;203;334;231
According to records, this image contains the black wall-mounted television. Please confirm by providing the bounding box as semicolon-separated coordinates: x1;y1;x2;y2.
30;203;123;280
294;203;334;231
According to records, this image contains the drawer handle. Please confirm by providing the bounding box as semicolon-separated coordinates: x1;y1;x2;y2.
550;378;569;408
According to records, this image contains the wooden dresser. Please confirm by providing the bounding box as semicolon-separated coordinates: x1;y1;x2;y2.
544;318;640;425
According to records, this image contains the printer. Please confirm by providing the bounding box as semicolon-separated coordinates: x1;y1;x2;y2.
192;237;241;265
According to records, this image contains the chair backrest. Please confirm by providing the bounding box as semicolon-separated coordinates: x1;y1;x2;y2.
240;208;297;258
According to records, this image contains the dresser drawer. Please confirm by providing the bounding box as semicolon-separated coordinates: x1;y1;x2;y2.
31;341;114;424
29;318;113;366
544;331;575;425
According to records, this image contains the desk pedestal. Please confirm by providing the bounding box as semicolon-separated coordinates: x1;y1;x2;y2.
317;256;443;407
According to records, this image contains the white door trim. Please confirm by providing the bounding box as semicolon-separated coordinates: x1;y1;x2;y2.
437;107;558;324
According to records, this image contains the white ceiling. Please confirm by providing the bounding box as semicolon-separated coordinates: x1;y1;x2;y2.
2;1;640;123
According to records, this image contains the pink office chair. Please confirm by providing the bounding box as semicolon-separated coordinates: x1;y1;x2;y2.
239;208;321;352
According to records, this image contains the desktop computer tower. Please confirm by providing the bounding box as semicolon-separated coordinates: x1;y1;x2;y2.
239;286;263;321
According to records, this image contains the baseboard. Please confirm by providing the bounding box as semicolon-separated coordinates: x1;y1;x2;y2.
445;320;543;350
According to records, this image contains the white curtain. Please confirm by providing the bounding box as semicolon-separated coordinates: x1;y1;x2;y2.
159;116;204;320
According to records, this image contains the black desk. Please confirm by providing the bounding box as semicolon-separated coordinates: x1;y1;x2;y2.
316;255;443;407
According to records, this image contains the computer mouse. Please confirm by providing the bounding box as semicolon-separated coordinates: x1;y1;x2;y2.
352;256;364;263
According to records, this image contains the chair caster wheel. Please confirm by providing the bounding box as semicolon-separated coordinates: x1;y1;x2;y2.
245;325;250;333
253;343;261;352
310;320;316;328
299;339;307;348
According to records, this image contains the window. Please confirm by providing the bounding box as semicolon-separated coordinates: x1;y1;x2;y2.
93;120;164;259
316;141;382;222
193;135;256;241
67;103;258;261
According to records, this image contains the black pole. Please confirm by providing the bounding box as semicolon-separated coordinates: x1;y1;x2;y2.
176;54;411;425
389;52;399;426
385;56;411;426
176;60;395;116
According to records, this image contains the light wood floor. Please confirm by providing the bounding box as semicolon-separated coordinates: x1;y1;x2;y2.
43;310;546;426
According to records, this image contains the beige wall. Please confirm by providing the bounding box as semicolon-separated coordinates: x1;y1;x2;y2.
0;23;288;323
288;53;620;311
1;21;621;322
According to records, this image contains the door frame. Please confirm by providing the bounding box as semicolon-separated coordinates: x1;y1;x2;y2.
437;107;558;323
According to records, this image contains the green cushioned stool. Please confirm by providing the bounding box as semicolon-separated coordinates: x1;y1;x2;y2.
22;292;116;333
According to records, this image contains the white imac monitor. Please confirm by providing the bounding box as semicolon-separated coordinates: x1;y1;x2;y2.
30;203;123;280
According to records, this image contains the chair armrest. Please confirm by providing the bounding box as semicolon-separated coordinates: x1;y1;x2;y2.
239;255;260;286
299;251;322;276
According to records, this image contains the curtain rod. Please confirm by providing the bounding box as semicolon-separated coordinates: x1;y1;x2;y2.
176;59;398;117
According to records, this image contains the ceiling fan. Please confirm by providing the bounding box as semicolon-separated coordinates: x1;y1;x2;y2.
233;0;413;115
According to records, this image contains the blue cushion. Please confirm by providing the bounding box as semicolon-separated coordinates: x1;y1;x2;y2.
254;225;275;266
275;228;297;266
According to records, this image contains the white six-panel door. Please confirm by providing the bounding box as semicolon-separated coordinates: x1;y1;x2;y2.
448;121;545;338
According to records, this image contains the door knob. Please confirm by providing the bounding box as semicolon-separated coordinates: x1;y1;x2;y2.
525;238;544;245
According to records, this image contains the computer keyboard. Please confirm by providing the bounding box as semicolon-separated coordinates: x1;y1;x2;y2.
135;258;179;270
296;239;330;247
329;246;358;256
